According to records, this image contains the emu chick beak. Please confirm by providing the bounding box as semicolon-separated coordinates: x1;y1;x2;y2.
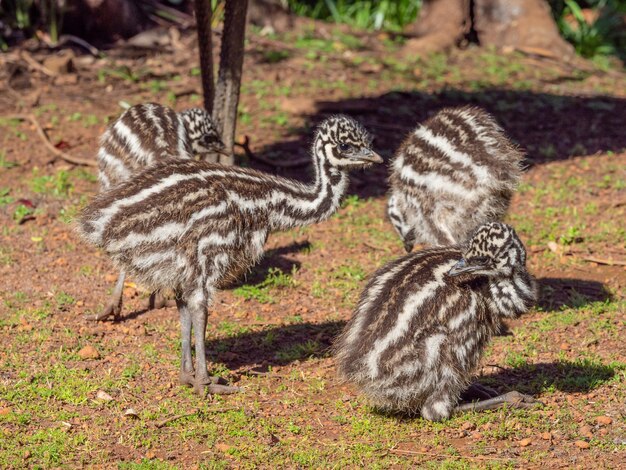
357;148;384;164
215;142;230;156
447;258;485;277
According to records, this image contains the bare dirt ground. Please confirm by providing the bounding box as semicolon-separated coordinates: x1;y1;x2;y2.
1;24;625;468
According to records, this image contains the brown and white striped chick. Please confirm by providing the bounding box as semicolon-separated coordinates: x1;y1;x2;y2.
94;103;226;321
78;115;383;395
387;106;524;252
98;103;226;190
335;222;539;421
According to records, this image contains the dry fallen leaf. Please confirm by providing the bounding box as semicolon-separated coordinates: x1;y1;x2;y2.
96;390;114;402
123;408;139;419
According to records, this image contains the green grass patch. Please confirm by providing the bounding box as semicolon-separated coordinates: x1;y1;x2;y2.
233;267;298;304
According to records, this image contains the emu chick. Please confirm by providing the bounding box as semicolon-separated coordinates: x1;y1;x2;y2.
335;222;537;421
388;106;524;251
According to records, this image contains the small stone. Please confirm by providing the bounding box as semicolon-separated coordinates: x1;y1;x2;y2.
96;390;114;401
359;61;383;74
216;442;231;453
560;343;570;351
580;426;593;439
461;422;475;431
24;450;31;459
518;438;532;447
54;74;78;86
575;440;590;449
123;408;138;419
43;51;75;75
78;344;100;360
541;432;552;440
596;416;612;425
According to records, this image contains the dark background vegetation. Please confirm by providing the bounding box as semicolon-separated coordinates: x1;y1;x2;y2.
1;0;625;62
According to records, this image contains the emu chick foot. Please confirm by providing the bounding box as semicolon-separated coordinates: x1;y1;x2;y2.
147;291;176;310
86;301;121;322
182;374;242;396
461;383;500;401
455;390;542;415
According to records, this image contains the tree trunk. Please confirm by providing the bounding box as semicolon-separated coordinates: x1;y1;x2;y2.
402;0;576;60
193;0;215;113
402;0;468;56
213;0;249;166
474;0;575;59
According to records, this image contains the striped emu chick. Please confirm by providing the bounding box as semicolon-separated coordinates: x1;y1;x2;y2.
79;115;382;395
335;222;539;421
387;106;524;252
98;103;225;190
95;103;226;321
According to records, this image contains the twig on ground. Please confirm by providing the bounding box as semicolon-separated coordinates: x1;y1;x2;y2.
19;51;56;77
155;406;239;428
241;369;291;379
363;241;389;252
580;256;626;267
246;36;301;53
58;35;101;56
235;135;310;168
604;199;626;209
387;444;511;461
173;87;200;98
2;114;96;167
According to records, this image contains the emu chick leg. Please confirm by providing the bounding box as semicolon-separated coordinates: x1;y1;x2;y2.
176;294;195;386
454;390;542;415
89;269;126;321
187;289;241;396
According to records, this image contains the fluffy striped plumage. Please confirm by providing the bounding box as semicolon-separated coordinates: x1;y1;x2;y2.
335;222;537;421
79;115;382;394
97;103;225;190
94;103;225;320
387;106;524;252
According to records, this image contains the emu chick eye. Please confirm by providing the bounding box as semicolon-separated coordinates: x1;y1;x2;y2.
338;143;351;152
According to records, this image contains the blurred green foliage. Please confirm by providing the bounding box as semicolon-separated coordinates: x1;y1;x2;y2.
1;0;624;61
287;0;422;32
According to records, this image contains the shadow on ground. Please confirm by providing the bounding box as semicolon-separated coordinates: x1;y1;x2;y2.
245;88;626;198
537;277;612;311
204;318;620;399
205;320;344;370
479;359;622;395
205;272;614;371
232;241;312;286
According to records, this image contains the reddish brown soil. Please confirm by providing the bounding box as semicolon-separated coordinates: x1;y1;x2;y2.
0;25;625;468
